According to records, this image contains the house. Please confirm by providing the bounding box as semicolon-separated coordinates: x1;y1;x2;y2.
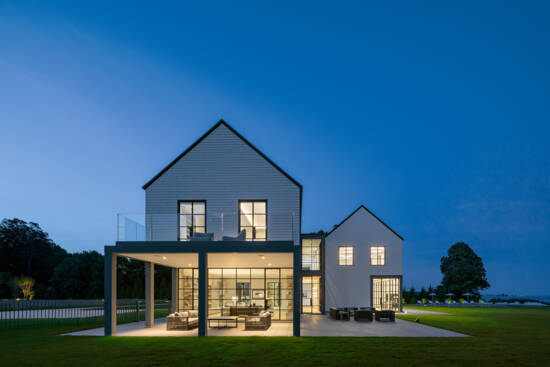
104;120;403;336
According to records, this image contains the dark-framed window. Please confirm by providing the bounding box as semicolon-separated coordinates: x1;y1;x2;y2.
238;200;267;241
302;238;321;271
338;246;354;266
178;201;206;241
370;246;386;266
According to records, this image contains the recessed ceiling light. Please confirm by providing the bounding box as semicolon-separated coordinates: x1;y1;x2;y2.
162;256;167;260
260;255;265;260
188;263;192;267
267;263;272;267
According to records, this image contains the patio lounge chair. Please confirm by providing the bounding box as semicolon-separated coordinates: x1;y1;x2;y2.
190;233;214;241
222;230;246;241
245;311;271;330
166;311;199;330
354;308;373;322
374;309;395;322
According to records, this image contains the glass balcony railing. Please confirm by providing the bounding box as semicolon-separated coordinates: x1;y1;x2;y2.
116;212;297;243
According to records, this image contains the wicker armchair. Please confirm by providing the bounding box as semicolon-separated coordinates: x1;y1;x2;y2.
166;310;199;330
245;311;271;330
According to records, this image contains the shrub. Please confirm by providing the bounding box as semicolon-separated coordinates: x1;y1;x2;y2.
421;298;428;304
458;298;465;304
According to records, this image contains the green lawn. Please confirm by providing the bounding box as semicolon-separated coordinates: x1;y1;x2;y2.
1;306;549;366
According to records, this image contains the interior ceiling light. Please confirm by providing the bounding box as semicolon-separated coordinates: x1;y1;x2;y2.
162;256;167;260
267;263;272;267
260;255;265;260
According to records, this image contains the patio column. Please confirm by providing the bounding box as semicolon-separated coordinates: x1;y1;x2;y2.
104;250;117;336
293;246;301;336
145;262;154;328
198;251;207;336
171;268;178;314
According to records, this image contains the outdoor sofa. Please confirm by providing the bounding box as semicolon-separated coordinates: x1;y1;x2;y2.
374;309;395;322
354;308;374;322
166;310;199;330
245;310;271;330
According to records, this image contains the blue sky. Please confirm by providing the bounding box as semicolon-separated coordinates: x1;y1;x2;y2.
1;1;549;294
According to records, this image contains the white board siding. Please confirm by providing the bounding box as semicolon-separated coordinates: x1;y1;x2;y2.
145;123;300;244
324;207;403;309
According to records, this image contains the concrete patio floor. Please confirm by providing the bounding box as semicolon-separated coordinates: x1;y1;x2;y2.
63;314;466;337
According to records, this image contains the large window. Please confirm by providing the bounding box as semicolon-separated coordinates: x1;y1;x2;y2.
179;201;206;241
208;268;293;320
370;246;386;266
338;246;354;266
302;238;321;270
372;277;401;311
239;201;267;241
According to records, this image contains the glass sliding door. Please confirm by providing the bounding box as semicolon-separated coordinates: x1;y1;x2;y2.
302;276;321;314
371;277;401;311
207;267;293;321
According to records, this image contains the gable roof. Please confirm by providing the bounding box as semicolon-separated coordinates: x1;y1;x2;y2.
142;119;303;190
326;205;404;240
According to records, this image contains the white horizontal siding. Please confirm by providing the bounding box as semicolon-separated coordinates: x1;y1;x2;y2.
324;208;403;309
145;123;300;244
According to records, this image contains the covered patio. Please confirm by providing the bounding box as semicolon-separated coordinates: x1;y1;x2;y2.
65;314;466;337
104;241;300;336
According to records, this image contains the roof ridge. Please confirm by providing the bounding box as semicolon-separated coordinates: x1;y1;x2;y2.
326;204;404;240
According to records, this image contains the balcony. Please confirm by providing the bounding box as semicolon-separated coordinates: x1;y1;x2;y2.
116;212;297;243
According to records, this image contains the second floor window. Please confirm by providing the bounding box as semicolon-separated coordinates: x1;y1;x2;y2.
302;238;321;271
370;246;385;265
338;246;354;266
239;201;266;241
179;201;206;240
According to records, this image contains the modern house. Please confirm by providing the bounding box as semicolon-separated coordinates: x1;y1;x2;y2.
104;120;403;336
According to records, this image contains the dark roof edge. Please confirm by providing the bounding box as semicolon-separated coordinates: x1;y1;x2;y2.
325;205;404;240
142;119;303;190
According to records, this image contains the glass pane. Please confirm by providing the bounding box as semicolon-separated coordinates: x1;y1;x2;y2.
254;201;266;214
180;214;192;226
180;202;192;214
223;268;236;277
193;215;205;226
251;268;265;278
281;268;293;278
255;227;266;240
193;202;205;214
240;201;253;214
266;269;279;278
243;227;253;240
209;268;222;278
251;278;264;288
237;268;250;279
254;214;266;226
240;214;252;227
194;226;205;234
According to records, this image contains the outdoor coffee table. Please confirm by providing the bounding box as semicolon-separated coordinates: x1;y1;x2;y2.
208;316;238;328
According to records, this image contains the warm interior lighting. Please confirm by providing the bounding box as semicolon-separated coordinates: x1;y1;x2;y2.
162;256;167;260
260;255;265;260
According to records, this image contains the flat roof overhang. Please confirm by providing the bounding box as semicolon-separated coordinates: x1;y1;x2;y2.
109;241;295;254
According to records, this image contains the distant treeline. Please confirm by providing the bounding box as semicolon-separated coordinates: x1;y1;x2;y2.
0;218;171;299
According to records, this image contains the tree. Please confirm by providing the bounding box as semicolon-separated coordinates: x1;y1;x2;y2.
14;276;35;299
0;218;68;297
0;272;14;298
50;251;104;299
440;242;489;296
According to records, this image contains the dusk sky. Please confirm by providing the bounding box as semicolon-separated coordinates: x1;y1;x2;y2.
1;1;549;295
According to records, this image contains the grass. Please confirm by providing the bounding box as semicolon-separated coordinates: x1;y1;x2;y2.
1;306;549;366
